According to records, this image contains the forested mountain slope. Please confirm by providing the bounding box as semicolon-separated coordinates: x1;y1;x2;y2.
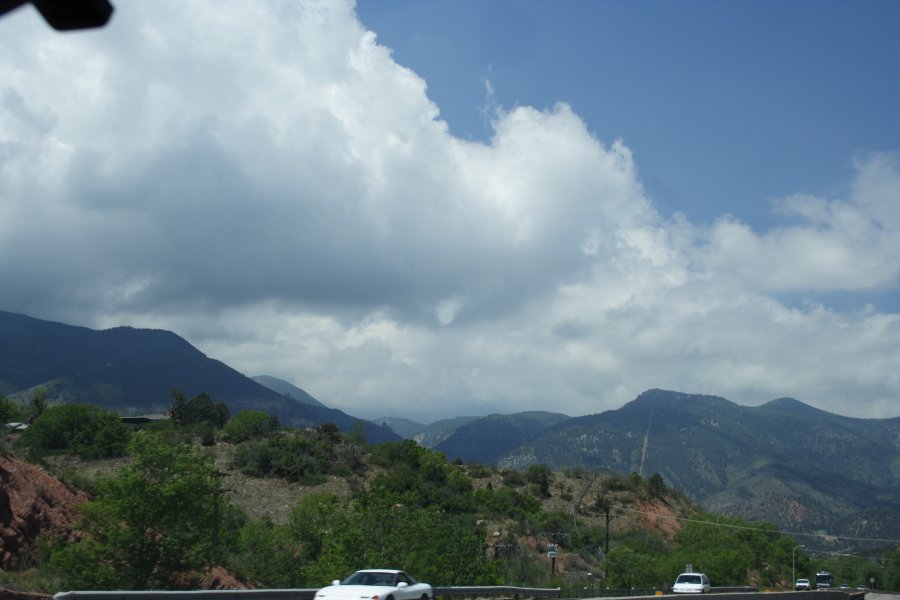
0;311;397;442
497;389;900;548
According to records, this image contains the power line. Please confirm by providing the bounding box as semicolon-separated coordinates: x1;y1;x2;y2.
617;506;900;545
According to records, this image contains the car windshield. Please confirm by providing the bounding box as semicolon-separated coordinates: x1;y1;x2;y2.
342;572;398;586
677;575;702;584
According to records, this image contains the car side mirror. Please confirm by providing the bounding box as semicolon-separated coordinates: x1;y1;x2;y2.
332;580;340;586
397;583;408;589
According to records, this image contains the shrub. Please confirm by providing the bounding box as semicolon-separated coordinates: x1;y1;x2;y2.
168;390;229;428
502;468;526;487
223;410;280;443
231;428;343;484
22;404;129;459
467;462;493;478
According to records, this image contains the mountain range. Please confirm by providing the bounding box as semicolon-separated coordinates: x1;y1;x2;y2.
0;310;398;443
2;310;898;549
383;390;900;550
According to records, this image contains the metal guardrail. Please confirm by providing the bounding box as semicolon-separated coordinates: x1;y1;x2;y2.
50;587;875;600
54;586;561;600
558;586;758;598
55;592;319;600
434;586;560;599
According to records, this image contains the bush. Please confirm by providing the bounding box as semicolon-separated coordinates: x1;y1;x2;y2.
231;428;342;484
467;462;493;478
223;410;280;443
45;432;225;589
168;389;229;428
526;464;553;497
502;469;526;487
368;441;473;512
22;404;130;459
0;396;26;423
474;486;541;519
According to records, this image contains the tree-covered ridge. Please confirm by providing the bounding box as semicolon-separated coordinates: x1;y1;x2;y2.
495;389;900;547
0;311;399;443
2;397;897;595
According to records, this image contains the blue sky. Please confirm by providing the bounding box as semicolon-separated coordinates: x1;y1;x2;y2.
1;1;898;421
358;0;900;232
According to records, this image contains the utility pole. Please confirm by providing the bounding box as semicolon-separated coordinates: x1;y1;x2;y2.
596;491;616;555
792;545;805;585
539;531;569;575
605;503;613;555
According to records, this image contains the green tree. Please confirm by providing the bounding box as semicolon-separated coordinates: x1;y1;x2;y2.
47;432;226;589
369;440;473;511
0;396;25;423
526;464;553;497
287;493;344;564
22;404;130;459
26;387;47;424
646;473;667;498
230;519;299;587
222;409;279;443
473;486;541;520
606;545;660;589
0;396;26;452
168;389;229;428
318;422;342;443
882;548;900;591
672;513;788;587
231;428;339;484
348;420;367;445
301;501;494;586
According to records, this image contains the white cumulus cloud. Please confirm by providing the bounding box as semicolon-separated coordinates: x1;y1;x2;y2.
0;1;897;422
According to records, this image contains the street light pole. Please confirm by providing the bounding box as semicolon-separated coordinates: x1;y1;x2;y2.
792;545;805;586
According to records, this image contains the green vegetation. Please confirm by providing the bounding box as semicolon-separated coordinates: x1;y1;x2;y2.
21;404;130;460
45;432;229;589
168;389;230;428
26;387;48;424
222;409;280;443
0;395;26;423
231;423;361;484
0;395;26;452
811;549;900;591
2;400;897;594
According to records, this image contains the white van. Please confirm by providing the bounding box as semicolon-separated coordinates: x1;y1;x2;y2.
672;572;710;594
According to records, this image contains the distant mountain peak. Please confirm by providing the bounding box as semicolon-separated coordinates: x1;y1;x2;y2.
758;397;830;417
251;375;327;409
625;389;731;410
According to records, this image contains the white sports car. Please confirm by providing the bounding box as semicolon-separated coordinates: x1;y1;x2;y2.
315;569;433;600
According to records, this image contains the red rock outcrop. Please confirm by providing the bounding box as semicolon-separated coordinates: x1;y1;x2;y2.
0;452;90;569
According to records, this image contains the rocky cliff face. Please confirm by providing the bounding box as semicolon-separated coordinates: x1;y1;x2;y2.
0;451;90;569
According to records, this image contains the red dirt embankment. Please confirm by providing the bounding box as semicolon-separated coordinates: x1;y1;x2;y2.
0;452;90;569
633;497;683;538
